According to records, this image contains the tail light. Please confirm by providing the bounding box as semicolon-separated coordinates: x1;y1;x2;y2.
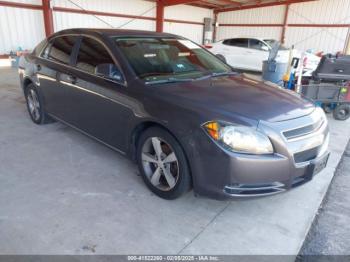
204;45;213;49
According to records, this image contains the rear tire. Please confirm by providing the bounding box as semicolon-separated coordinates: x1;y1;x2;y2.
333;104;350;121
136;127;191;200
24;84;54;124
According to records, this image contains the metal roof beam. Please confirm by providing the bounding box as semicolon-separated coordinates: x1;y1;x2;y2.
162;0;197;6
215;0;316;13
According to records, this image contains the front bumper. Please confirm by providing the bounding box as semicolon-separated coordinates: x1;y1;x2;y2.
223;151;329;197
188;110;330;199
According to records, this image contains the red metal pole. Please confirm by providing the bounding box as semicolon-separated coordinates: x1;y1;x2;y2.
156;0;164;32
280;4;290;44
213;12;218;42
42;0;54;37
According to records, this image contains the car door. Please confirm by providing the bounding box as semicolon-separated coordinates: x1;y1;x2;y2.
37;35;80;119
247;39;270;71
57;36;133;151
221;38;250;70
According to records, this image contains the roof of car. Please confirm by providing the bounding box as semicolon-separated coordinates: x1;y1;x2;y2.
222;37;273;41
52;28;180;38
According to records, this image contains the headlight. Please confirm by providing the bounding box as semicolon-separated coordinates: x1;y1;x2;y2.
203;121;273;154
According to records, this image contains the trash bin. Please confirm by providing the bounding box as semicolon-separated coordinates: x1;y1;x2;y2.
262;60;288;85
10;56;20;68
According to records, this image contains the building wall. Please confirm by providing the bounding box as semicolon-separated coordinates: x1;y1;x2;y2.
216;0;350;53
164;5;213;43
0;0;212;54
285;0;350;53
0;0;45;54
52;0;156;32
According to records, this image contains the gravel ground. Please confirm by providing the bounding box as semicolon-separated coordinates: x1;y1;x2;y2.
299;140;350;257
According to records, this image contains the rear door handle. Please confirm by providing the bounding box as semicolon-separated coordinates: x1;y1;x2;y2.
67;75;77;84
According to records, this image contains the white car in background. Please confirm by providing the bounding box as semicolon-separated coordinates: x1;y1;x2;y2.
207;37;320;73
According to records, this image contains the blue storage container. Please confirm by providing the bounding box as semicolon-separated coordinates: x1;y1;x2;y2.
262;60;288;85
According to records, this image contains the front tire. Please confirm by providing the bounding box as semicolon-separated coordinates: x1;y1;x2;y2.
136;127;191;200
24;84;53;124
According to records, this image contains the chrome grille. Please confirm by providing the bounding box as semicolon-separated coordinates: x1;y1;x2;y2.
283;118;324;140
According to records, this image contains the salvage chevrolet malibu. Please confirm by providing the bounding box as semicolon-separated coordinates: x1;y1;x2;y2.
18;29;330;200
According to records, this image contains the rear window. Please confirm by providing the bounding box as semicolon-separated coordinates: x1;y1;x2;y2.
223;38;248;48
46;36;79;65
249;39;267;50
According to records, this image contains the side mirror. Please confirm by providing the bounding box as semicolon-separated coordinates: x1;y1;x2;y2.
95;63;123;82
261;45;269;52
215;54;226;63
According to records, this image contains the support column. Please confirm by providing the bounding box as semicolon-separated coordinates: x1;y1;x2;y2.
42;0;54;37
156;0;164;33
345;28;350;54
213;12;218;42
280;4;289;44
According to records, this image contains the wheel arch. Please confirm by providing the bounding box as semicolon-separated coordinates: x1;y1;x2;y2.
22;77;35;94
129;120;193;186
129;120;173;160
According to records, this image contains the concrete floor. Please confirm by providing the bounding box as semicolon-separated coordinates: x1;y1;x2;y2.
300;141;350;255
0;67;350;255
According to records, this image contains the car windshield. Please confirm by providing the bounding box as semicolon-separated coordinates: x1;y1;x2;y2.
114;37;232;83
264;39;288;50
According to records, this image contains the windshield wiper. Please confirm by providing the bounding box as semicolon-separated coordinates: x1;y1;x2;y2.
145;71;238;84
195;71;237;81
145;77;194;85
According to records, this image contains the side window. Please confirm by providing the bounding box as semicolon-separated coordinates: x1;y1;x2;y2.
230;38;248;48
249;39;268;51
47;36;78;64
76;37;115;75
222;39;231;46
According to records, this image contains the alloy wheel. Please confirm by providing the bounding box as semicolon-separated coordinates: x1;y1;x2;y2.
27;89;41;121
141;137;179;191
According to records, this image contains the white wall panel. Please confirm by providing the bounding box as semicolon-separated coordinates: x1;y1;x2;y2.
165;5;212;22
216;5;284;46
53;1;210;44
216;0;350;53
164;5;212;43
0;0;211;53
164;22;204;43
286;0;350;53
53;0;156;32
1;0;41;4
53;12;155;32
288;0;350;24
0;7;45;54
53;0;156;33
218;5;285;24
53;0;156;17
216;26;282;41
285;27;349;53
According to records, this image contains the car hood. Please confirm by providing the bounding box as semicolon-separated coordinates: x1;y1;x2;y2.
154;74;315;123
